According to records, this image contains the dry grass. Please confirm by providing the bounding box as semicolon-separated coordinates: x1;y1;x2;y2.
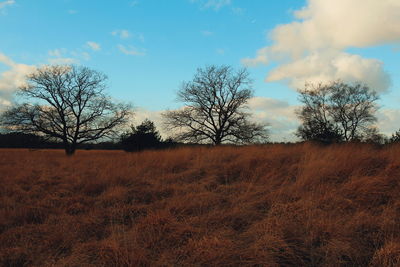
1;143;400;266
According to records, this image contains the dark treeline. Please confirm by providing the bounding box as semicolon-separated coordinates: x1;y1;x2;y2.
0;132;114;150
0;131;178;151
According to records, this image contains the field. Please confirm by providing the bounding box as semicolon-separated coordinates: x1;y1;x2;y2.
1;143;400;266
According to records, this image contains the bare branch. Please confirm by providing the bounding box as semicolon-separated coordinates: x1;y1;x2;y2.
1;65;132;155
296;81;379;143
163;65;268;145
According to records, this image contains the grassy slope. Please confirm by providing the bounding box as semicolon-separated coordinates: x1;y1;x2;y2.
0;144;400;266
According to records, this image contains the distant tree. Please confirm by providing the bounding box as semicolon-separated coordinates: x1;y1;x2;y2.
120;119;163;151
388;129;400;143
163;65;268;145
296;81;379;143
0;65;132;155
296;84;342;143
361;127;387;144
0;132;44;148
297;121;343;144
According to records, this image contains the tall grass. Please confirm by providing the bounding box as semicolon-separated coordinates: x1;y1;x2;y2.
0;143;399;266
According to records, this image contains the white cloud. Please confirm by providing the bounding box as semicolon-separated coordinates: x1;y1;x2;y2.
376;108;400;136
67;9;78;15
247;97;300;142
48;46;93;64
48;49;65;58
112;29;131;39
48;48;80;64
86;41;101;51
288;0;400;50
117;45;146;56
191;0;231;11
112;30;145;43
0;53;36;110
0;0;15;9
267;51;391;92
243;0;400;92
127;108;174;139
242;47;269;66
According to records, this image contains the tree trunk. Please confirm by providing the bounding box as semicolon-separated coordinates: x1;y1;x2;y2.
64;142;76;156
214;138;222;145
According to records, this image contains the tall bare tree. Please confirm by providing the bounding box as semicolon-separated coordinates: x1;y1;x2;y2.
163;65;268;145
296;81;379;142
1;65;132;155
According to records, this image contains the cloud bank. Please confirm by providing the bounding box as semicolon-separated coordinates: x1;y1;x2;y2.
243;0;400;92
247;97;299;142
0;53;35;109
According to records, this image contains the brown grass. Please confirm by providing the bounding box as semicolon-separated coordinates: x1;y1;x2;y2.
0;143;400;266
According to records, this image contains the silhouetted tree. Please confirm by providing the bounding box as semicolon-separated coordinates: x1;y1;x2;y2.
120;119;163;151
297;120;343;143
0;65;132;155
358;127;386;144
163;65;268;145
388;129;400;143
296;81;379;143
0;132;44;148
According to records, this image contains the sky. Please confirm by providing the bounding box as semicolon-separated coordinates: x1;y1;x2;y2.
1;0;400;141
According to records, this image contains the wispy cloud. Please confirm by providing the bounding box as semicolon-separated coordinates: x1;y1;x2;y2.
0;0;15;9
117;45;146;56
48;47;90;64
112;29;145;42
48;49;64;58
86;41;101;51
201;30;213;36
67;9;78;15
0;0;15;14
231;7;244;15
48;57;77;65
130;1;139;7
112;29;131;39
216;48;225;55
190;0;231;11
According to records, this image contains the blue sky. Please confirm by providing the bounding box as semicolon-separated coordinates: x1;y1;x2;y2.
1;0;400;141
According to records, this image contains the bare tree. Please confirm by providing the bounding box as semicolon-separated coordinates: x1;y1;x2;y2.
329;82;379;141
296;81;379;142
1;65;132;155
163;65;268;145
296;83;343;143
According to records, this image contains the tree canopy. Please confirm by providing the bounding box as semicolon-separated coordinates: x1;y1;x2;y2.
120;119;164;151
296;81;379;143
1;65;132;155
163;65;268;145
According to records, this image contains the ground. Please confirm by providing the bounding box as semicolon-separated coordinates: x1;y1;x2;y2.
1;144;400;266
